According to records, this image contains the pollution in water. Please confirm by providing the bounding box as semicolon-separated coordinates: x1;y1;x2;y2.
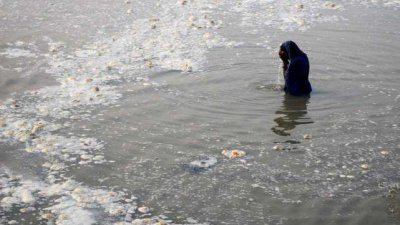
0;0;400;225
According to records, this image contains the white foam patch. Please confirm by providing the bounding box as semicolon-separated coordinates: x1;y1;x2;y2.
42;1;228;77
231;0;400;31
0;0;232;224
0;117;61;142
50;206;95;225
0;175;44;209
0;172;139;225
223;0;398;32
226;0;343;31
0;48;37;58
351;0;400;8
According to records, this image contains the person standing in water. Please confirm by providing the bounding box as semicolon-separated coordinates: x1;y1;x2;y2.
279;41;312;96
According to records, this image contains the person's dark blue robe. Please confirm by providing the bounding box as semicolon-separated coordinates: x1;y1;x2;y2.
281;41;312;96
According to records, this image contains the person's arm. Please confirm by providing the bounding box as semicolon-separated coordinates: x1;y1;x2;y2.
279;49;289;81
282;60;289;81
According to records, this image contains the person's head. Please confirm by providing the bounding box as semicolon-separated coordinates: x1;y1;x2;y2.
279;48;288;61
279;40;304;60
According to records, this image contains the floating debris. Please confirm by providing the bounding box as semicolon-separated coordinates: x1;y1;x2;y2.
273;144;283;151
303;134;312;139
138;206;150;214
203;32;212;40
221;149;246;159
149;17;159;22
361;164;370;170
145;61;153;68
380;150;390;155
19;208;29;213
10;102;20;109
323;1;341;9
41;213;54;220
85;78;93;83
108;205;126;216
189;156;217;171
92;87;100;92
188;15;196;22
181;63;192;72
31;122;45;135
0;118;6;127
80;154;92;160
295;4;304;10
149;18;159;29
93;155;105;161
178;0;187;6
131;218;170;225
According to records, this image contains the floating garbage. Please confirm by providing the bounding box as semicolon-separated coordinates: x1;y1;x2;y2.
303;134;312;139
187;155;218;173
138;206;150;214
149;17;159;29
380;150;389;155
323;1;341;9
149;17;159;22
180;63;192;72
0;118;6;127
131;218;168;225
178;0;187;6
85;78;93;83
41;213;54;220
361;164;370;170
221;149;246;159
80;154;92;160
19;208;29;213
145;61;153;68
108;205;126;216
93;155;105;161
273;144;283;151
295;4;304;10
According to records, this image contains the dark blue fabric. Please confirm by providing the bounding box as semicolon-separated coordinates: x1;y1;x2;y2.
281;41;312;96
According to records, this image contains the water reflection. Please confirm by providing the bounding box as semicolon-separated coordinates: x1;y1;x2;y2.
271;94;313;136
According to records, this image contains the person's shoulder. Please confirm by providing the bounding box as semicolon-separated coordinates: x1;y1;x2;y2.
292;54;308;64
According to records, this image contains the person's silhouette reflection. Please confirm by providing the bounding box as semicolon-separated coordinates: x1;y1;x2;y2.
271;94;313;136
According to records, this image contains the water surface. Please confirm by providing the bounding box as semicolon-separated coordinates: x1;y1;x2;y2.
1;1;399;225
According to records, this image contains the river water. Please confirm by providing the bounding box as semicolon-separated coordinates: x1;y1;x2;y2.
1;1;400;225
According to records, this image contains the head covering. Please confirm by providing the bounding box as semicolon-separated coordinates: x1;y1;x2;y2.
280;41;304;59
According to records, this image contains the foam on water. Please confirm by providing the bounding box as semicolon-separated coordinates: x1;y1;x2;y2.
0;48;37;59
0;0;230;224
227;0;344;31
0;171;143;225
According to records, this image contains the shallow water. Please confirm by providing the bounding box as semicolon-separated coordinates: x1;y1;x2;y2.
1;1;400;225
